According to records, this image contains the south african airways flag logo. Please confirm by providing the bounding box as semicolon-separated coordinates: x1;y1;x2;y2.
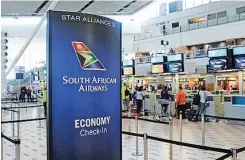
72;41;106;70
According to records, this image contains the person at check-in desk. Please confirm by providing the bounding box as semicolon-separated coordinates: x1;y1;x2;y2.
198;86;211;115
176;86;186;119
42;86;47;117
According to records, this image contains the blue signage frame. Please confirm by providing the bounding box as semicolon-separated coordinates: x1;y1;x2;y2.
47;11;122;160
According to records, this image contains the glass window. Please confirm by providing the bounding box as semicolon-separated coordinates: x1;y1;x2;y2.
207;13;217;20
217;11;227;18
236;6;245;14
172;22;179;28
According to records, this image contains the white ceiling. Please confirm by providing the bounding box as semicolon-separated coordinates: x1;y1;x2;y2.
1;0;152;16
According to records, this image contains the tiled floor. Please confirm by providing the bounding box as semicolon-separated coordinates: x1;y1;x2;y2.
1;102;245;160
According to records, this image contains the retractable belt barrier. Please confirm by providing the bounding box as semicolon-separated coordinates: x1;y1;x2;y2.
122;116;169;124
1;117;46;124
1;107;18;112
1;133;20;144
184;112;245;122
123;131;230;153
1;105;43;109
1;132;21;160
123;114;245;159
237;146;245;153
122;131;236;160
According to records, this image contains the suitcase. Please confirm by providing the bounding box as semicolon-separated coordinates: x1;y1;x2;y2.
186;108;195;121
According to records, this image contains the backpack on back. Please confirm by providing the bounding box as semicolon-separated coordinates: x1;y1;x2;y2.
161;89;169;100
125;88;130;97
193;93;200;105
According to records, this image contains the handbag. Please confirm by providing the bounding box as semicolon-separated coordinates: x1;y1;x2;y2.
204;91;210;107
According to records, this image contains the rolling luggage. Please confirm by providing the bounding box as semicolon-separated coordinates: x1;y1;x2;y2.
186;108;195;121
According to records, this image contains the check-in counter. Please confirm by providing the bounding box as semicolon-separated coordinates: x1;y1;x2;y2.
224;95;245;119
205;95;216;116
212;94;224;117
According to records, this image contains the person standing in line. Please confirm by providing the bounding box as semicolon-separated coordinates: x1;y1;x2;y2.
20;86;26;102
192;89;201;121
136;86;144;114
160;86;172;115
176;86;186;119
27;87;32;102
121;83;130;112
42;86;47;117
199;86;210;115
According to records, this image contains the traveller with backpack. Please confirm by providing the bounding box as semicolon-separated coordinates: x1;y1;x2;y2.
199;86;210;114
135;86;145;114
122;83;130;111
160;86;172;115
191;90;201;121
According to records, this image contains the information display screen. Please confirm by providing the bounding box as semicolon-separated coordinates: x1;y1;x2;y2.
151;56;164;64
233;46;245;56
208;49;227;58
122;60;133;66
209;58;227;70
123;67;134;75
235;57;245;69
151;64;164;73
166;62;183;72
167;54;182;62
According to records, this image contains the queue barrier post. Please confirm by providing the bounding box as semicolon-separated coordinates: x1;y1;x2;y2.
127;103;131;117
179;111;182;142
201;113;205;146
126;117;131;139
11;110;15;137
169;116;173;160
17;109;20;139
231;148;237;160
15;141;20;160
1;132;3;160
142;101;145;117
143;133;148;160
37;106;43;128
132;116;142;156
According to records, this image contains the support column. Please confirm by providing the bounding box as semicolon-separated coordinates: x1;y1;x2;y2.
172;75;175;93
206;75;215;92
214;74;218;92
157;76;165;88
175;73;179;93
131;76;135;92
238;71;243;95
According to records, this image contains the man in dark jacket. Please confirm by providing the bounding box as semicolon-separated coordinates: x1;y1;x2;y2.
160;86;172;115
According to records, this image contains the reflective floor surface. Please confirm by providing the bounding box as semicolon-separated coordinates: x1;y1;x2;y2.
1;102;245;160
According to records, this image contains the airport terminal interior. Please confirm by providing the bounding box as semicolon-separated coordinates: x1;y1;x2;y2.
1;0;245;160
